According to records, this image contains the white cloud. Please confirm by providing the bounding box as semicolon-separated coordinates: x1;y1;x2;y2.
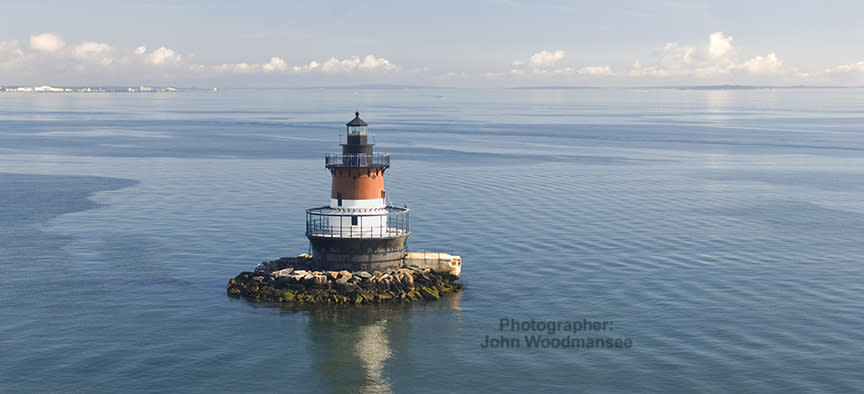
825;61;864;83
29;33;65;53
319;55;398;72
293;60;320;72
74;42;114;65
443;71;471;79
215;57;288;73
321;58;350;72
262;57;287;72
508;49;576;76
627;60;665;77
0;40;25;69
358;55;396;71
0;40;23;56
134;45;147;55
659;42;696;70
512;49;611;77
708;32;733;59
146;46;182;65
578;65;613;76
736;53;782;74
217;62;258;73
528;49;565;68
291;55;397;73
826;61;864;74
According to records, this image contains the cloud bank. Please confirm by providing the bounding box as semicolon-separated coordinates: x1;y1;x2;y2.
0;32;401;84
1;31;862;86
504;32;846;85
292;55;398;73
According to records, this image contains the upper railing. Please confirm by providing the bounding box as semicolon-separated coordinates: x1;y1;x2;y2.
325;153;390;168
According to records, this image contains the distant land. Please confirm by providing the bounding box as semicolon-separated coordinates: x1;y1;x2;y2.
508;85;859;90
3;84;860;93
670;85;857;90
0;85;217;93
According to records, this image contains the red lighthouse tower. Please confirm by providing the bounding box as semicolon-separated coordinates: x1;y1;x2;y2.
305;113;410;271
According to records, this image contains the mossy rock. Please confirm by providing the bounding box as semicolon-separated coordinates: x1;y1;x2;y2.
420;286;440;300
228;262;465;305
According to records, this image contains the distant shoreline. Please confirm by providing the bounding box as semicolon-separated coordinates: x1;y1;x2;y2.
0;86;216;93
2;84;860;93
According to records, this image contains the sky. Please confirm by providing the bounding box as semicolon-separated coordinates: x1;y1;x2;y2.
1;0;863;87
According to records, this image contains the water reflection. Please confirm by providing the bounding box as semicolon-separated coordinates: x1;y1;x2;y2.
704;89;732;125
304;293;462;394
354;322;392;393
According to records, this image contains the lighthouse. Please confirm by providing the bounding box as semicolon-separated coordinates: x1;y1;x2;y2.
226;112;463;304
305;112;410;271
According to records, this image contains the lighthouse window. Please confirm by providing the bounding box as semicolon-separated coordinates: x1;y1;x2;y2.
351;215;358;225
337;193;343;206
358;154;367;166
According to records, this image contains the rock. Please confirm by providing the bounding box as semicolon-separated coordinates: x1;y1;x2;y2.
271;268;294;277
404;274;414;289
227;257;464;305
420;286;440;300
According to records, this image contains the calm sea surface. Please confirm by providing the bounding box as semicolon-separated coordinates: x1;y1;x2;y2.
1;88;862;393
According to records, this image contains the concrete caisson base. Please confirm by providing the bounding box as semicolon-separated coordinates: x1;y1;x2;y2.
307;235;408;271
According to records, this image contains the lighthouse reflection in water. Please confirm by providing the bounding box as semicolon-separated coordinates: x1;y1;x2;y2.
304;293;463;394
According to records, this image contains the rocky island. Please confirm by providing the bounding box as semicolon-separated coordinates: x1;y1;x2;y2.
227;255;464;305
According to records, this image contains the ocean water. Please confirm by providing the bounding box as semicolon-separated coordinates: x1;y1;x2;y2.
1;88;862;393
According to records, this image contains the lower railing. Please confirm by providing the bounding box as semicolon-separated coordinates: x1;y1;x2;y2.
305;206;409;239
